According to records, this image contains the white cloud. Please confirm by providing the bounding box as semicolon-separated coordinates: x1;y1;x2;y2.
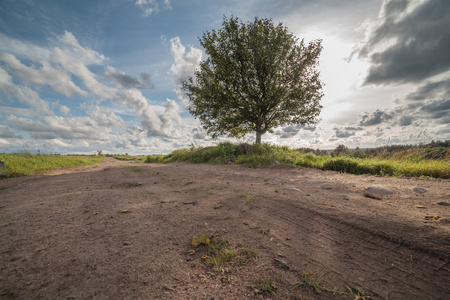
135;0;172;17
57;31;106;65
51;46;114;99
0;105;35;117
87;107;125;127
1;52;87;97
0;67;51;114
0;33;50;61
169;37;202;105
0;138;11;148
59;105;70;115
6;115;113;141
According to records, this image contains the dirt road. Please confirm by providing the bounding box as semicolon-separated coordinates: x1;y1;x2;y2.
1;157;449;299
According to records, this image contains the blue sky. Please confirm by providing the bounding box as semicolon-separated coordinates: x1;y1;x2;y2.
1;0;449;154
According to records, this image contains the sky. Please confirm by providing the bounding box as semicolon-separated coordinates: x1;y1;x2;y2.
0;0;449;154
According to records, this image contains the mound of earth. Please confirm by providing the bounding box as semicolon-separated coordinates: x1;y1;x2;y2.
1;157;449;299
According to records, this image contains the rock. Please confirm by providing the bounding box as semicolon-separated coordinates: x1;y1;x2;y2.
308;180;324;184
363;191;382;200
436;202;450;206
284;186;300;192
274;258;290;269
411;186;428;194
437;218;450;224
322;184;332;190
365;185;393;195
213;202;224;209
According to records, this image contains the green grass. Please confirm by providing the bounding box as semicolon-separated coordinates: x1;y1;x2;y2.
294;271;347;295
253;277;276;294
144;142;450;179
190;234;259;273
0;153;104;178
113;155;147;162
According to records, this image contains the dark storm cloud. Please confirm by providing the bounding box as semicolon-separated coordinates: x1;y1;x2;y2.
407;79;450;101
419;99;450;122
355;0;450;85
420;99;450;113
358;109;394;126
105;67;155;90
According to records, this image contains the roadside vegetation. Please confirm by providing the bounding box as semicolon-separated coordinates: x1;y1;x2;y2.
145;141;450;179
112;154;147;162
0;153;104;178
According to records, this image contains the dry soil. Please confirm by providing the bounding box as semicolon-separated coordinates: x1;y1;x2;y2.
1;157;449;299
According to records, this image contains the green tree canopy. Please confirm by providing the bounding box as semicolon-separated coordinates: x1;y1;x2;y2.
183;16;324;144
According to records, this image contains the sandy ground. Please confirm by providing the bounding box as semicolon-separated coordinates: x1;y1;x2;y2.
0;157;449;299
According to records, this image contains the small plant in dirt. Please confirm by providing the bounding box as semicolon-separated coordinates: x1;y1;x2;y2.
346;284;367;299
294;271;346;295
188;234;259;277
253;277;276;295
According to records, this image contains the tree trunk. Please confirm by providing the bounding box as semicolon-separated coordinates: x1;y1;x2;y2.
255;131;262;144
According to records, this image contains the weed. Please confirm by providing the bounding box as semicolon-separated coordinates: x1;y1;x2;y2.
190;234;257;276
347;284;366;297
238;242;259;257
294;271;346;295
253;277;275;294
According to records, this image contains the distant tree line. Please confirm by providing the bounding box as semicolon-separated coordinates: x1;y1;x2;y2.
296;140;450;160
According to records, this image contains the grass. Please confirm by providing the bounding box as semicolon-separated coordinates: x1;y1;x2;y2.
253;277;276;294
190;234;258;273
294;271;346;295
113;155;147;162
145;142;450;179
0;153;104;178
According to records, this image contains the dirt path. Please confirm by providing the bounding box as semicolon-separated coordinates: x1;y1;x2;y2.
1;157;449;299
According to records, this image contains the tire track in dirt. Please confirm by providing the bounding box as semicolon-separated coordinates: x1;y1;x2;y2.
1;158;449;299
247;195;450;299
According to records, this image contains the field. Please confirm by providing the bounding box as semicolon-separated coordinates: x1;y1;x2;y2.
0;153;104;178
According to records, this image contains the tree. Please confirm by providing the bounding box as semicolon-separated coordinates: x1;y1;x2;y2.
331;144;349;157
183;16;324;144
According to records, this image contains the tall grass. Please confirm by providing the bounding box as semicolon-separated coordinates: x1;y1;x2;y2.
0;154;104;178
145;142;450;179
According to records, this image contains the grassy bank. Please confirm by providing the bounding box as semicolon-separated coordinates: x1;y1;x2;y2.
0;154;104;178
112;155;147;162
145;142;450;179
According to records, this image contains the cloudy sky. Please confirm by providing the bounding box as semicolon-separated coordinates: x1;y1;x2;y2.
0;0;449;154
